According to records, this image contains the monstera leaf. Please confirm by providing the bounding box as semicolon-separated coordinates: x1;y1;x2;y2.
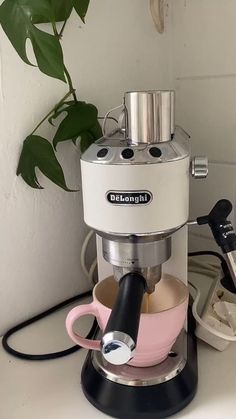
0;0;65;81
48;100;75;126
0;0;94;190
73;0;90;23
32;0;90;24
17;135;73;191
79;125;102;152
0;0;91;80
32;0;73;24
52;101;101;149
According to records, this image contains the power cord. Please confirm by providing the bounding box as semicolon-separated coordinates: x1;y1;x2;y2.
2;229;98;361
189;250;236;293
2;290;97;360
188;250;227;266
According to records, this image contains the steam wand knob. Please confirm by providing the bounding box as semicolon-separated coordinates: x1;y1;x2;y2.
191;156;208;179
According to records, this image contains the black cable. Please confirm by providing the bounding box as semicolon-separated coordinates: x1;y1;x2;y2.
188;250;236;293
188;250;229;275
2;290;97;361
98;116;118;124
188;250;225;264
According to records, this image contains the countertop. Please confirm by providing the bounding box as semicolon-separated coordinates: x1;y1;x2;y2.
1;288;236;419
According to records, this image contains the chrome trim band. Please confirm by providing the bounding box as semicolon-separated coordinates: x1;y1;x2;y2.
92;331;187;387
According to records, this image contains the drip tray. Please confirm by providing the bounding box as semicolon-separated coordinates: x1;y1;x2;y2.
91;330;187;387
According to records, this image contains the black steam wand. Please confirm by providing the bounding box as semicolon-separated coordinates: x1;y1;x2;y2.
192;199;236;289
101;272;146;365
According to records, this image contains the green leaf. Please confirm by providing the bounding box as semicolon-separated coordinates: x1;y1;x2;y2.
53;101;98;149
0;0;65;81
17;135;74;191
79;131;95;153
73;0;90;23
72;136;79;146
48;101;75;126
32;0;73;24
89;120;103;139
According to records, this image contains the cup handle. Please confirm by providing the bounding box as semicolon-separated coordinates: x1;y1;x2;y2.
66;303;100;351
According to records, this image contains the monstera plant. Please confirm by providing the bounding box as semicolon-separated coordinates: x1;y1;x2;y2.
0;0;102;190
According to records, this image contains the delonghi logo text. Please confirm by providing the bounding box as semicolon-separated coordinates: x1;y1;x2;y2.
106;191;152;206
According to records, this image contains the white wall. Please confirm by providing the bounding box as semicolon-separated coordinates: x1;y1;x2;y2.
0;0;173;334
172;0;236;252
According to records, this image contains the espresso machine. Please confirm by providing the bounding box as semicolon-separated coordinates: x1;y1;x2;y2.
79;90;208;418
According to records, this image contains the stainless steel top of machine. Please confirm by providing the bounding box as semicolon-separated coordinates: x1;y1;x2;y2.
124;90;175;144
81;126;190;166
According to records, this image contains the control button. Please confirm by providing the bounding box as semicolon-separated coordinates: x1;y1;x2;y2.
97;148;108;158
149;147;162;158
121;148;134;159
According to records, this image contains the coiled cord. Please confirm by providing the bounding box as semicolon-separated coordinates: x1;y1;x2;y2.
2;290;97;360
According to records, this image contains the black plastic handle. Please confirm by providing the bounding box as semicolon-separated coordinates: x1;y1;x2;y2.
197;199;236;253
103;272;146;345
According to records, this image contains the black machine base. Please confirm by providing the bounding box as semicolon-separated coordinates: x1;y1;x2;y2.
81;307;198;419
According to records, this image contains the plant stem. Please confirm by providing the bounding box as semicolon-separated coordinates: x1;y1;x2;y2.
30;22;79;136
59;19;68;38
64;65;77;101
31;90;75;135
51;22;78;102
52;21;59;37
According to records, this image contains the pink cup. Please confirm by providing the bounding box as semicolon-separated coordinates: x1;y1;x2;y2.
66;274;189;367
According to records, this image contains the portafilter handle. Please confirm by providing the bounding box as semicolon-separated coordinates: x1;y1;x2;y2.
101;272;146;365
